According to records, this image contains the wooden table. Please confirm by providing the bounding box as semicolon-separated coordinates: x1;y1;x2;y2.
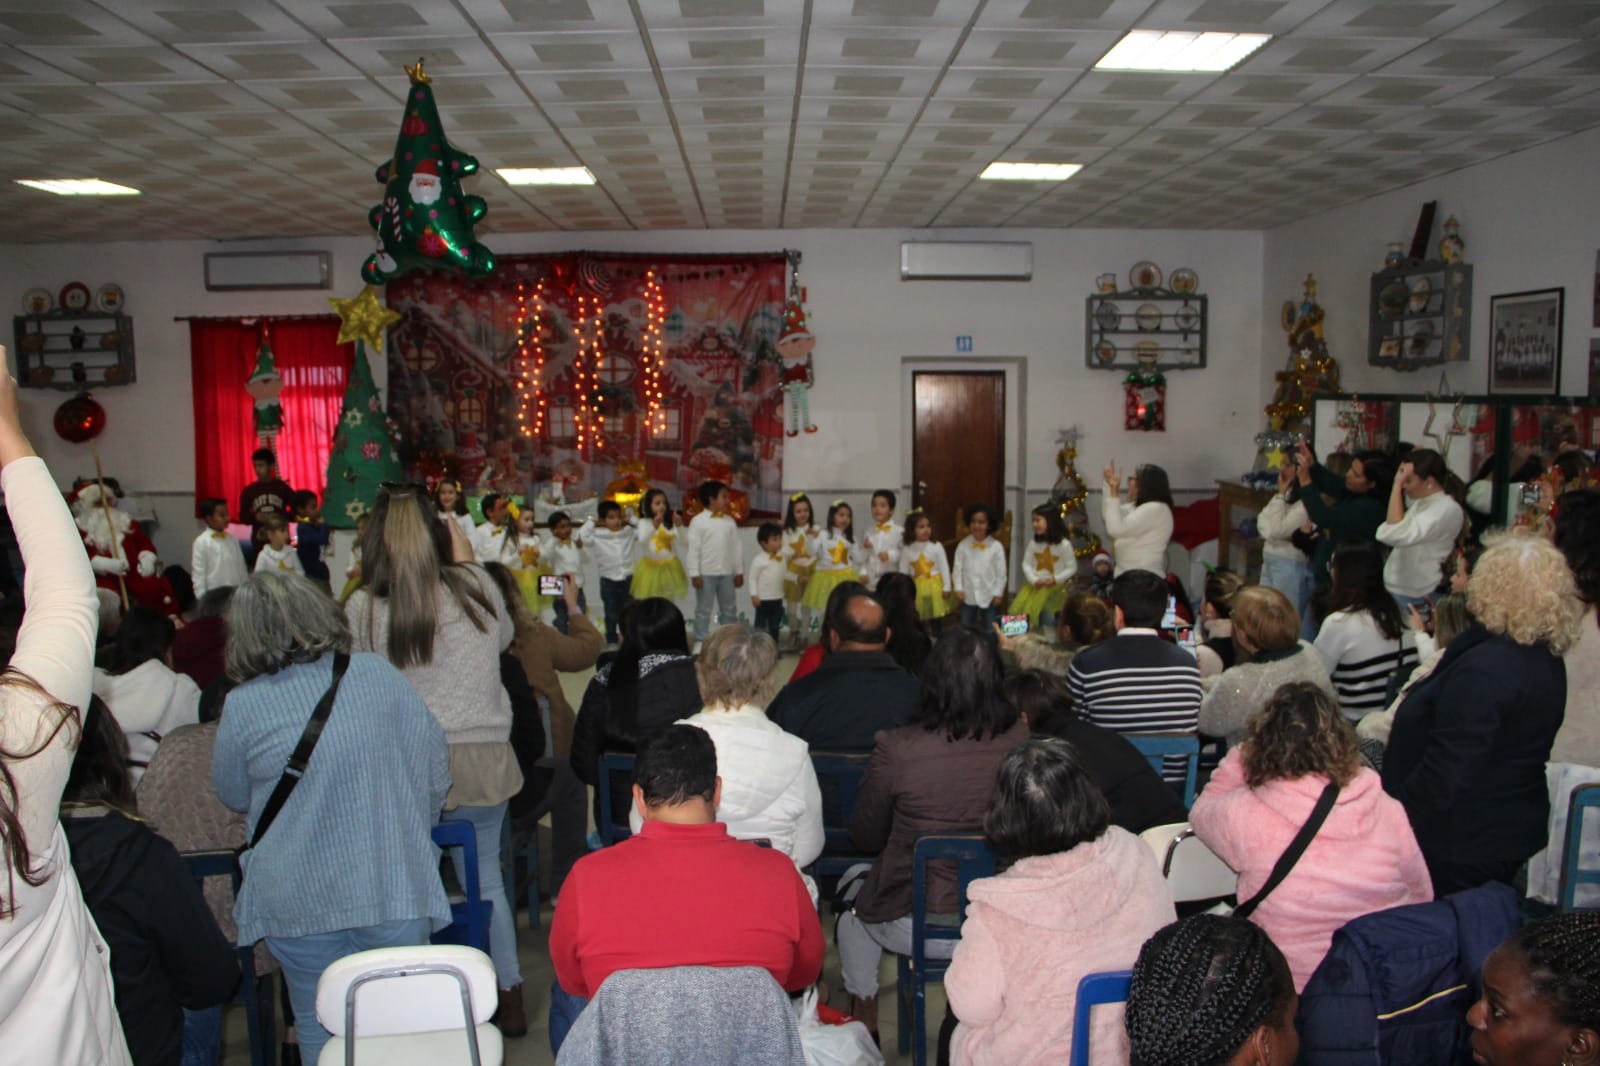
1215;480;1277;581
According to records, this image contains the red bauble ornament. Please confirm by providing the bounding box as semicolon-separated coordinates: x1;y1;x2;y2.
54;393;107;443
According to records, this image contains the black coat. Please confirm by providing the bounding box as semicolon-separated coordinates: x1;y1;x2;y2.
569;654;702;825
766;650;920;753
1035;716;1189;834
63;808;240;1066
1382;624;1566;869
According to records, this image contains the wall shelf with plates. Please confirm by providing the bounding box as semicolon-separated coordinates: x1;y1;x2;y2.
13;311;137;389
1085;289;1208;372
1368;259;1471;371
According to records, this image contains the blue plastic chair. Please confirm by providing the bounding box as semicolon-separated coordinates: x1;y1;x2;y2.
1069;970;1133;1066
596;752;637;846
430;822;492;954
1560;783;1600;912
895;834;996;1066
810;752;873;880
1129;732;1201;808
182;850;274;1066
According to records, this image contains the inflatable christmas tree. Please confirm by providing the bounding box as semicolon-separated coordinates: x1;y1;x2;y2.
324;343;404;527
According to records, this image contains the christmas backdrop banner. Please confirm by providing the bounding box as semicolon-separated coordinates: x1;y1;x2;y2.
384;252;791;518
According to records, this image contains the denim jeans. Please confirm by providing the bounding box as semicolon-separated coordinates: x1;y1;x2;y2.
440;802;522;991
694;573;737;641
753;599;785;643
549;981;590;1056
181;1006;222;1066
959;602;1001;630
552;590;589;635
1259;554;1313;618
598;577;632;643
266;917;432;1066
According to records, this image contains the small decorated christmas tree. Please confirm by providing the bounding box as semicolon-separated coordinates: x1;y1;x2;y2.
1255;274;1342;479
1051;427;1102;566
324;343;405;528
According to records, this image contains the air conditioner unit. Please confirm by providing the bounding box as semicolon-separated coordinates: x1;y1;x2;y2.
204;251;331;291
900;241;1033;281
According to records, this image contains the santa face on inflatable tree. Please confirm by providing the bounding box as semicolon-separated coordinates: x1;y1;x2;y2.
70;481;179;618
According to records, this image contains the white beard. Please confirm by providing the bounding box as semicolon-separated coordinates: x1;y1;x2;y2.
410;176;442;205
76;506;133;553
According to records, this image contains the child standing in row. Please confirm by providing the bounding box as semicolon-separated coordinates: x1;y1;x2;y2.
472;492;512;564
803;500;861;615
860;489;902;590
505;504;552;617
781;492;821;648
581;500;637;645
900;509;952;623
633;489;688;601
687;480;742;645
954;503;1006;628
253;515;304;575
434;479;476;542
547;511;587;634
747;522;789;643
190;498;248;599
1010;503;1072;628
291;490;331;590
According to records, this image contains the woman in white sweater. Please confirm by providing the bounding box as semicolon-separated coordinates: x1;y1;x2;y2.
1101;462;1174;577
0;364;131;1064
1199;586;1334;746
1314;543;1418;721
1256;460;1313;616
1375;449;1464;607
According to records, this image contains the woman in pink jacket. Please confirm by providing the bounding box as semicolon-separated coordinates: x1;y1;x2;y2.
944;738;1175;1065
1191;680;1432;991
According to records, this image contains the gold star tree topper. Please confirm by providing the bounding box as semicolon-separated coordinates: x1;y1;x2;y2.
329;286;402;351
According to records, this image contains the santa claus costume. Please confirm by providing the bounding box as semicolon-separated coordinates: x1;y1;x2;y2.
71;481;178;617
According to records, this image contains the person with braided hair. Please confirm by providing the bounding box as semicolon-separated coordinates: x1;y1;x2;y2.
1468;912;1600;1065
1125;914;1299;1066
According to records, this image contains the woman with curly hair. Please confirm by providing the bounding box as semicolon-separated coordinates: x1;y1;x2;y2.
1124;914;1299;1066
1551;487;1600;766
1191;681;1431;990
1383;531;1585;895
1468;912;1600;1066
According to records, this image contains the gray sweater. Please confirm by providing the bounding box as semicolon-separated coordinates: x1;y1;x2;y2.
1198;643;1335;746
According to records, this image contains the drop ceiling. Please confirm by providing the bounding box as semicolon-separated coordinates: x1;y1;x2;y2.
0;0;1597;241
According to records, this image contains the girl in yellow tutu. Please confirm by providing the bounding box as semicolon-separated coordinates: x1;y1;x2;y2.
505;503;555;616
801;499;863;614
1010;503;1074;628
781;492;821;648
899;509;953;622
631;488;688;602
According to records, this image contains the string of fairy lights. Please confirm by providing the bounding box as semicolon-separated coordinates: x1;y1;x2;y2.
640;268;668;446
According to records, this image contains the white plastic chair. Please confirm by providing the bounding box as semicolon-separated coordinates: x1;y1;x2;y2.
1140;822;1238;904
315;945;504;1066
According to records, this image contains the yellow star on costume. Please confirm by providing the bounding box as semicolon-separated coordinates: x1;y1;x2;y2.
829;539;851;565
1265;447;1286;469
651;526;675;553
910;554;936;579
329;286;401;351
1035;546;1059;573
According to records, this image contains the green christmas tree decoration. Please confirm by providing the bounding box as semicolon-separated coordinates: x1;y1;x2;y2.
361;59;495;284
324;343;404;529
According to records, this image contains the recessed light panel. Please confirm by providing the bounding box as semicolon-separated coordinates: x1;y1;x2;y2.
979;162;1083;182
496;167;596;186
1095;31;1271;72
16;178;141;196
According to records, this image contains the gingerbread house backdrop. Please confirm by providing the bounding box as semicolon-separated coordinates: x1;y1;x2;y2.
384;251;791;519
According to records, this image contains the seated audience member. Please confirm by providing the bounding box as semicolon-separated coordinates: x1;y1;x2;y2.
170;586;233;692
837;625;1029;1039
876;572;933;677
1067;569;1203;784
787;579;870;682
1198;586;1333;747
1314;542;1418;720
674;624;823;872
1196;569;1244;682
569;597;700;830
63;697;239;1066
1384;532;1584;896
547;725;824;1053
1000;590;1115;678
1358;592;1470;758
1551;489;1599;766
945;738;1176;1065
1125;915;1299;1066
1006;670;1186;834
1468;912;1600;1066
1191;682;1431;991
93;605;201;785
767;589;919;752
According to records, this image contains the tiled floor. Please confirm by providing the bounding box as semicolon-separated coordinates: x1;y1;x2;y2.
221;645;943;1064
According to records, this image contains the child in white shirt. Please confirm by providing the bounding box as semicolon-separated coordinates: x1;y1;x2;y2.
899;509;952;623
746;522;788;643
780;492;821;648
1009;503;1073;627
546;510;586;634
191;497;248;599
953;503;1007;629
632;489;687;601
434;479;477;542
802;500;862;614
581;500;638;644
471;492;513;564
860;489;902;590
253;515;304;576
686;480;742;644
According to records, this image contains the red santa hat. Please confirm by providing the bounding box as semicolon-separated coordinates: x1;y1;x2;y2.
778;299;811;345
68;480;115;511
412;158;440;178
1092;550;1113;568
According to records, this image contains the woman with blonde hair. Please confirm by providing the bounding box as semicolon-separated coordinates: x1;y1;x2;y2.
1192;681;1431;990
1384;531;1585;895
1199;585;1333;747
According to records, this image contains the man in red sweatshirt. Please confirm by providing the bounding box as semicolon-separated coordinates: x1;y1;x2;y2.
548;724;824;1052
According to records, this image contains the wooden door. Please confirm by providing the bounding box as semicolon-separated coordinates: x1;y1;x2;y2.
911;371;1005;553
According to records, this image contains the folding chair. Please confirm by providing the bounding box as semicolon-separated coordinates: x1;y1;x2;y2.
1560;783;1600;912
431;822;492;955
1128;733;1201;808
1139;822;1238;909
316;945;501;1066
1069;970;1133;1066
896;834;996;1066
810;751;873;880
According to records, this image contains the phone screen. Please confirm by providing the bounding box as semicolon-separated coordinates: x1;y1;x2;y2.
1000;614;1029;637
538;574;565;596
1160;595;1179;630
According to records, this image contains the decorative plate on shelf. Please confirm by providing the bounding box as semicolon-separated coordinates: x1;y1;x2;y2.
1408;276;1430;314
22;287;52;314
1134;339;1161;356
1129;261;1162;290
59;282;91;311
1174;305;1201;332
1407;318;1433;356
1136;303;1163;331
1170;267;1198;294
97;283;125;313
1094;340;1117;366
1378;280;1408;317
1095;301;1121;332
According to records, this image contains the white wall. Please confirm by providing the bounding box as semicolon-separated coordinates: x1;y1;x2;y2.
1262;126;1600;401
2;226;1266;567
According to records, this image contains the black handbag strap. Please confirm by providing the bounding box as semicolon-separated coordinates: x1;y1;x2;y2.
246;652;351;851
1234;780;1339;919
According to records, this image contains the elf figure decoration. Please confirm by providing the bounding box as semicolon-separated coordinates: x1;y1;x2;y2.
324;343;405;528
361;59;495;284
776;294;817;438
245;334;284;446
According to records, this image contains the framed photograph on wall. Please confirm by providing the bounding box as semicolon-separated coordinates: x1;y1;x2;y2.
1488;287;1563;394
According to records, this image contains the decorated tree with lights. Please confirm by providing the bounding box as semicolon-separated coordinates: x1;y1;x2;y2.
1256;274;1341;476
1051;427;1102;565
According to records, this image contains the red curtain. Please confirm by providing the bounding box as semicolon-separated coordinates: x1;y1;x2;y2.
190;318;353;513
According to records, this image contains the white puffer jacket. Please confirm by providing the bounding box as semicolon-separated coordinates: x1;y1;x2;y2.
92;659;201;784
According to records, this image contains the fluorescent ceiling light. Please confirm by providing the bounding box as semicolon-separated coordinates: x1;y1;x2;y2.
980;162;1083;182
1095;30;1271;72
15;178;140;196
496;167;595;186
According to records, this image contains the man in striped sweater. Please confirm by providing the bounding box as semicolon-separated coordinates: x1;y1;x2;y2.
1067;569;1203;783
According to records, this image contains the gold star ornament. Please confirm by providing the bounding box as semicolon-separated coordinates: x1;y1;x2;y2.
1265;447;1286;469
329;287;402;352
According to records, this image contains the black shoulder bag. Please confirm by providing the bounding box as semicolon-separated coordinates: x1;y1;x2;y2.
1233;780;1339;919
238;652;351;858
